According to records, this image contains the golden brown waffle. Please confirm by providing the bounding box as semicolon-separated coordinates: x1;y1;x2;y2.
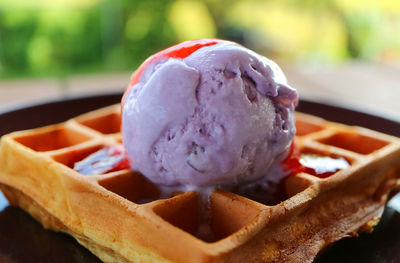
0;104;399;263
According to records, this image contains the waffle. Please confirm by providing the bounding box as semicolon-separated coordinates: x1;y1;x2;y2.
0;104;399;263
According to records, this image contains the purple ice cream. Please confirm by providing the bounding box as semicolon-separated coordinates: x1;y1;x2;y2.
122;40;298;188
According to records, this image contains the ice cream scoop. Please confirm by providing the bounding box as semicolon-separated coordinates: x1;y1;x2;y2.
122;39;298;188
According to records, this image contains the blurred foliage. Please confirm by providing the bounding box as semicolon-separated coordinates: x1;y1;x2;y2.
0;0;399;79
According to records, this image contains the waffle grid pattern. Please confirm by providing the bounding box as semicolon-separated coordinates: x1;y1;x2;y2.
0;104;399;263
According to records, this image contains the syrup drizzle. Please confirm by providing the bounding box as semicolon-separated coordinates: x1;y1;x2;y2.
299;154;350;178
73;144;130;175
282;142;303;175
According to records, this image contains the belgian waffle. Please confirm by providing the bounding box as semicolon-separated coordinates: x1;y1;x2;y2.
0;104;399;263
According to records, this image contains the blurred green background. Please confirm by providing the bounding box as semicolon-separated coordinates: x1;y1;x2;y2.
0;0;399;79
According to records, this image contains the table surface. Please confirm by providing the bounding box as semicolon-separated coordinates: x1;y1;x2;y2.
282;62;400;121
0;62;399;120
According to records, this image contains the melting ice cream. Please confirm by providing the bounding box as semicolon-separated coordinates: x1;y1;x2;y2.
122;39;298;188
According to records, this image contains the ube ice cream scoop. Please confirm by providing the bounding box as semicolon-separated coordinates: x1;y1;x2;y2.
122;39;298;188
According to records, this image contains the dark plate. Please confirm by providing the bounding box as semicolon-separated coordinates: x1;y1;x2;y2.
0;93;399;263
